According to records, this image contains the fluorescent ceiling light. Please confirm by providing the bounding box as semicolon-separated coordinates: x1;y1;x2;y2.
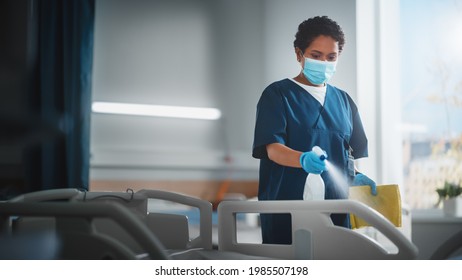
92;102;221;120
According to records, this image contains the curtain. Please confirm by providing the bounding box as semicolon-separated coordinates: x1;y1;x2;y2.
24;0;95;192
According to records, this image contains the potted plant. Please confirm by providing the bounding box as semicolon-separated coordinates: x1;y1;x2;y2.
436;181;462;217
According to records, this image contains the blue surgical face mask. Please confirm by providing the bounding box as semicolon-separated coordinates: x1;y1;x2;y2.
302;57;337;85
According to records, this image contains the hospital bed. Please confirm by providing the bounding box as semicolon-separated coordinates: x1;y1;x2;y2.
2;188;419;259
0;200;167;259
72;189;213;251
218;200;418;259
2;188;213;258
2;188;266;260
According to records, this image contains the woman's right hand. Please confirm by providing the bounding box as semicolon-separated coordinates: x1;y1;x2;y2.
299;151;327;174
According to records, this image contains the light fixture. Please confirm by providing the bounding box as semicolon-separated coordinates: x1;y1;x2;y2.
92;102;221;120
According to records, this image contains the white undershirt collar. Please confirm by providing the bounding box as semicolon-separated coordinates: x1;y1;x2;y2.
289;78;327;106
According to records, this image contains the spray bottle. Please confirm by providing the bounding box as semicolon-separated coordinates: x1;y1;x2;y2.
303;146;327;201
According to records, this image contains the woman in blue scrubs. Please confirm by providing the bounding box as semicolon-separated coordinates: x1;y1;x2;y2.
252;16;377;244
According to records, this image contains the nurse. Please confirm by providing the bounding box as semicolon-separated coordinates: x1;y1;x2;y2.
252;16;377;244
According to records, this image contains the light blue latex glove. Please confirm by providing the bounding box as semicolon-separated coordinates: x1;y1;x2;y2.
299;151;327;174
353;173;377;195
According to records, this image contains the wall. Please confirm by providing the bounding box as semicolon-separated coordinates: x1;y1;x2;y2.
262;0;357;95
356;0;403;195
90;0;357;198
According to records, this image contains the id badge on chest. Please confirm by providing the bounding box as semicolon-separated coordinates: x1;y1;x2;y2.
347;148;355;177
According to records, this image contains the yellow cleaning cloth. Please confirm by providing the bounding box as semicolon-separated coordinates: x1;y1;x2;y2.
349;184;402;229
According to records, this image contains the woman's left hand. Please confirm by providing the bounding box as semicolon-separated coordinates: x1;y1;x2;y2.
353;173;377;195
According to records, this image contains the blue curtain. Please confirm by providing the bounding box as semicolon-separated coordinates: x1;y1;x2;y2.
25;0;95;191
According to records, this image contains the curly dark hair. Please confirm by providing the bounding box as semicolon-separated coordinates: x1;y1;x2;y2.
293;16;345;53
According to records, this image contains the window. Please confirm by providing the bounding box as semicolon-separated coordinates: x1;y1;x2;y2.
400;0;462;209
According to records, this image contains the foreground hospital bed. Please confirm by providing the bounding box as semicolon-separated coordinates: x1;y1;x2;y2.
0;200;167;259
1;188;418;259
218;200;418;259
2;188;212;259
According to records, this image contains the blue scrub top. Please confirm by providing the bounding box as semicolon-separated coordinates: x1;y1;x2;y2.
252;79;368;244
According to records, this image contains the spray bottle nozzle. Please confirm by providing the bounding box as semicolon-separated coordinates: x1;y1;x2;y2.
312;146;327;161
